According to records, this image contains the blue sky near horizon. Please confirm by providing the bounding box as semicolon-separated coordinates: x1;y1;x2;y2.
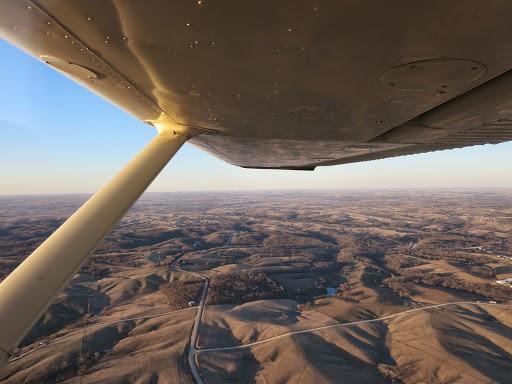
1;38;511;195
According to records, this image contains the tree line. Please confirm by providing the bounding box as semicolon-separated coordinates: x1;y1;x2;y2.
207;271;284;305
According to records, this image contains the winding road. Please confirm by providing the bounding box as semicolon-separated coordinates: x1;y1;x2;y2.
8;226;507;384
197;301;510;353
172;232;234;383
172;259;209;384
172;232;511;383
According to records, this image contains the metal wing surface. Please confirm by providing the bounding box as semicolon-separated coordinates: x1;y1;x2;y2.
1;0;512;169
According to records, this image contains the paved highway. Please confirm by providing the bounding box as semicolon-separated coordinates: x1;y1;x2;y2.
172;260;209;384
173;231;232;383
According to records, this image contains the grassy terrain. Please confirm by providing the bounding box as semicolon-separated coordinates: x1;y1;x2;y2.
0;190;511;383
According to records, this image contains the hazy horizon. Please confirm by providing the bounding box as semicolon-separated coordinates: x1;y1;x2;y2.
1;186;512;198
1;39;511;195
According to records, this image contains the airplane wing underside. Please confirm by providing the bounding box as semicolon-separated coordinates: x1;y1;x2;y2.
2;1;512;364
1;0;512;169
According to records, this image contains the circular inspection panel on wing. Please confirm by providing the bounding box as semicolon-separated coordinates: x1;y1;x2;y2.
380;58;486;91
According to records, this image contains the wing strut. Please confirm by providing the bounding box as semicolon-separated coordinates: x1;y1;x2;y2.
0;129;188;363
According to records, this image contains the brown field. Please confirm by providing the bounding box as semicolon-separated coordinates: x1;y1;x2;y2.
198;304;512;384
2;310;195;384
0;190;511;383
198;299;338;348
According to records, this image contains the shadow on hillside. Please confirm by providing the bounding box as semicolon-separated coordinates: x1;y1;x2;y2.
292;330;384;383
21;288;110;347
197;319;259;384
437;308;512;383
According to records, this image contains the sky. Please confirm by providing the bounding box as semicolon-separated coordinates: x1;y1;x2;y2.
0;38;511;195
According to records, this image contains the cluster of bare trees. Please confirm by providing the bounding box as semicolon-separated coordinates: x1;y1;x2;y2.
383;272;511;300
382;277;416;298
337;282;366;302
384;254;423;272
80;260;112;276
29;359;80;383
411;234;499;265
377;363;402;384
207;271;284;305
470;265;497;277
159;279;203;309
